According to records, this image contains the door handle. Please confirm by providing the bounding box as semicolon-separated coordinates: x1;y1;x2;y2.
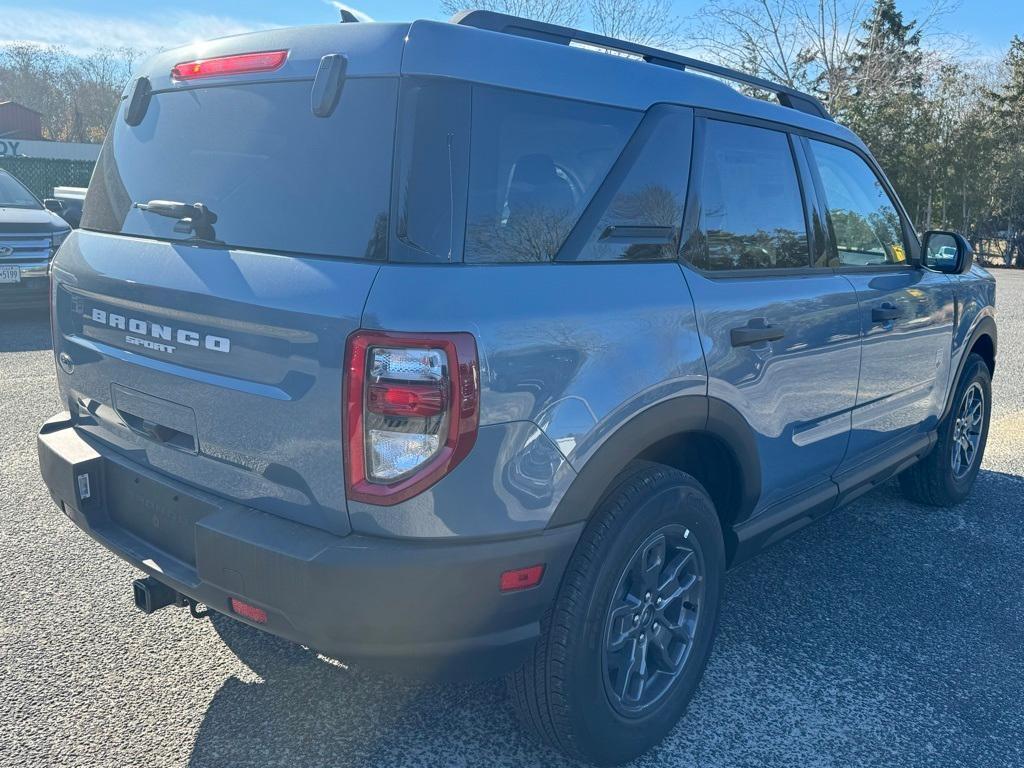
871;304;903;323
730;321;786;347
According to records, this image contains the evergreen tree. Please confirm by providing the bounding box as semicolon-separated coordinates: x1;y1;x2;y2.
844;0;926;224
986;37;1024;264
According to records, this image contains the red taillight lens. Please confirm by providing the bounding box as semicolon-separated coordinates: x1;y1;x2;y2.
344;330;479;506
368;381;445;417
229;598;268;624
171;50;288;81
500;565;545;592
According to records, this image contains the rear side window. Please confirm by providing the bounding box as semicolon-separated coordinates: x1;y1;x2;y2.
393;79;471;264
564;105;693;262
808;140;907;266
83;78;397;260
687;120;809;271
464;88;639;263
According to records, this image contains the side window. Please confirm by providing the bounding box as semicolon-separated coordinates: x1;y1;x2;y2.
687;120;810;271
567;105;692;262
464;87;640;263
808;140;907;267
393;78;471;263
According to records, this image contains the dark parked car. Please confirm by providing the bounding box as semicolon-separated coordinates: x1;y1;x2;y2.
38;11;996;765
0;169;71;309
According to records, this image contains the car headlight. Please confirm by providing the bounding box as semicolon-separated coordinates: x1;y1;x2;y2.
50;229;70;255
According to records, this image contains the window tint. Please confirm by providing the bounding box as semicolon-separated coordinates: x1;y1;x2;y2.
83;78;396;260
464;88;640;263
689;121;809;271
568;106;692;262
809;140;907;267
393;79;471;263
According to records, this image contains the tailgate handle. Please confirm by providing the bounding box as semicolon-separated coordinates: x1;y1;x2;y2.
120;410;197;453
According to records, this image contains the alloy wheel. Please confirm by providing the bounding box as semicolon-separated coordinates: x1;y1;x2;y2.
602;523;705;717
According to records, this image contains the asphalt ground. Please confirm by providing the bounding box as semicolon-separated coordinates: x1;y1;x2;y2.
1;271;1022;768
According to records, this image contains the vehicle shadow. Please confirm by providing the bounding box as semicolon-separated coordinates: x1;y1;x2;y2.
188;470;1024;768
0;308;52;353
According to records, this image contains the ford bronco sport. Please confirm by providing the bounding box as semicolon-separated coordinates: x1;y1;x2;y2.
38;11;996;765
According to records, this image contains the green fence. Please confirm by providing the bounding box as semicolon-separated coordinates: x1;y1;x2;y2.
0;156;95;200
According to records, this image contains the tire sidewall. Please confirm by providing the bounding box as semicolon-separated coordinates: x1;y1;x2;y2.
563;472;724;764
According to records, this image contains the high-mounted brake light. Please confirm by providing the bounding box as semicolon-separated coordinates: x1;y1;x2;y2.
344;330;479;506
171;50;288;81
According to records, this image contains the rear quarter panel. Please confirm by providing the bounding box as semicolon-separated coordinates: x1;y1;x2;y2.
355;262;706;539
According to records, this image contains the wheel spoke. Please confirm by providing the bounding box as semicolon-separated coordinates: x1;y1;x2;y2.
607;598;640;653
635;534;666;592
657;550;693;596
648;624;684;671
619;637;648;703
657;572;699;616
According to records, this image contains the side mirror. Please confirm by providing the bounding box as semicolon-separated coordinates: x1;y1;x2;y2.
922;230;973;274
43;198;65;214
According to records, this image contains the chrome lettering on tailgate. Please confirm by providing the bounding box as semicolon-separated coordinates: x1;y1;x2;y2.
83;307;231;355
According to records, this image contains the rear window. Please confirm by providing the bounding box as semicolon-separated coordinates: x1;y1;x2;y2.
83;78;397;260
463;88;640;263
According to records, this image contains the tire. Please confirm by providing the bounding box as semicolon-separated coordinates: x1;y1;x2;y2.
507;462;724;766
899;353;992;506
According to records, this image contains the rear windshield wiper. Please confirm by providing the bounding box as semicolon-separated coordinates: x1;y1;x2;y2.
134;199;220;243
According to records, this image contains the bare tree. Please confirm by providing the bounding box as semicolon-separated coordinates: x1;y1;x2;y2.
439;0;583;25
688;0;954;109
589;0;681;49
0;43;141;142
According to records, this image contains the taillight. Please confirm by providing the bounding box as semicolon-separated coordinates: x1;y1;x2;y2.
171;50;288;81
344;330;479;505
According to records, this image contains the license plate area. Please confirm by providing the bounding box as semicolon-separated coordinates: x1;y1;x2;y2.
0;265;21;284
105;462;213;566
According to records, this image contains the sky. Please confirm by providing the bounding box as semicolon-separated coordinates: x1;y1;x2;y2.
1;0;1020;58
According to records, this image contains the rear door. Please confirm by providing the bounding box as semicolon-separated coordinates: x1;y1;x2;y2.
53;35;403;536
803;138;956;467
681;118;862;512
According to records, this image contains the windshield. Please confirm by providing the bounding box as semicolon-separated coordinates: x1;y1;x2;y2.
83;77;397;260
0;171;42;209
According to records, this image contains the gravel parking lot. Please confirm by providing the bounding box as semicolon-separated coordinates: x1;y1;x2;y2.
2;272;1022;768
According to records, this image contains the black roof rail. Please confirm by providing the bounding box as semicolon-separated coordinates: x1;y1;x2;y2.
452;9;832;122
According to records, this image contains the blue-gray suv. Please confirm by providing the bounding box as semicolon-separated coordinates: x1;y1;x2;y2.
38;11;997;765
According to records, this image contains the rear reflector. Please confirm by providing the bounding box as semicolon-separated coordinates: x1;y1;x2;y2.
500;565;545;592
230;598;268;624
172;50;288;81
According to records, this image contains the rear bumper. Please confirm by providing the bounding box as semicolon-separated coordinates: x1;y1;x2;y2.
38;413;582;680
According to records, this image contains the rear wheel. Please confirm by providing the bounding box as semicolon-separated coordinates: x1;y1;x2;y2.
899;353;992;506
507;463;724;765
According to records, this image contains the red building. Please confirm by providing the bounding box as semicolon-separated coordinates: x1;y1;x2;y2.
0;101;43;140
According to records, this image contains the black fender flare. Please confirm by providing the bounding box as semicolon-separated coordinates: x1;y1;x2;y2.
547;395;761;528
940;315;997;422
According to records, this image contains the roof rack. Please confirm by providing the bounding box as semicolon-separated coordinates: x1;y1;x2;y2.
452;10;832;122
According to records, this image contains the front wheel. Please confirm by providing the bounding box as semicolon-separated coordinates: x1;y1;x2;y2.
900;353;992;506
507;463;724;766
